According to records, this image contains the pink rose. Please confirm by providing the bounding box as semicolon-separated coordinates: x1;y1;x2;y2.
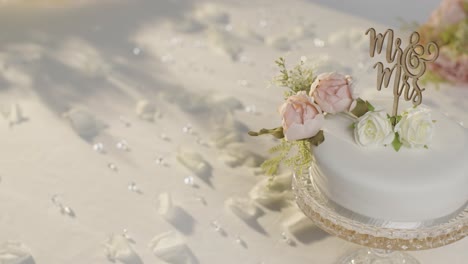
309;72;353;114
427;0;467;28
279;91;324;141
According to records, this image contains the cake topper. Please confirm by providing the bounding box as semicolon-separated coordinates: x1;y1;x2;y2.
366;28;439;118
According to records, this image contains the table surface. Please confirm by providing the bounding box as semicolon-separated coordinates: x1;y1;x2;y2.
0;0;466;263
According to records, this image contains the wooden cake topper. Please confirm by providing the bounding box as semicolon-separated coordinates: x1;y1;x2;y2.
366;28;439;117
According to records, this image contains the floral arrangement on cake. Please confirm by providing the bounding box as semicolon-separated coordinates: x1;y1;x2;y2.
249;58;435;175
419;0;468;85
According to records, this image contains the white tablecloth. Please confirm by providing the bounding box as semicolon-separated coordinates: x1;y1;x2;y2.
0;0;466;263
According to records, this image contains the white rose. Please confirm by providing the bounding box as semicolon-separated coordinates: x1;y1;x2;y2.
354;111;395;147
395;107;434;148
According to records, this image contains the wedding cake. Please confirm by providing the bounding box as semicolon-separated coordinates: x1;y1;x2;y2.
312;99;468;225
249;28;468;227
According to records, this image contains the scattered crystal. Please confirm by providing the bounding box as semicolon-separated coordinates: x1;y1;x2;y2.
119;115;131;127
259;20;268;28
225;24;233;32
61;206;75;216
127;182;140;193
300;56;307;63
51;194;61;206
108;162;118;172
234;235;247;248
155;156;165;165
245;105;257;114
313;38;325;47
195;137;209;147
184;176;195;186
182;123;193;134
116;140;129;151
93;142;105;153
133;47;141;55
210;221;222;232
51;195;75;217
281;232;294;246
160;133;170;141
210;221;227;237
122;229;133;241
459;121;464;127
50;194;62;206
194;195;207;205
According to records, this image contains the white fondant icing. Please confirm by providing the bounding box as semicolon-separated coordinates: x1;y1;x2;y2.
313;101;468;222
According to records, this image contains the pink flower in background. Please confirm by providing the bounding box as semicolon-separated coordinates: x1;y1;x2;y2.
310;72;353;114
279;91;324;141
429;49;468;84
427;0;467;27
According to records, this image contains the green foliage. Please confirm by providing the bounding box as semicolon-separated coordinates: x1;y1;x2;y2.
350;98;374;117
389;115;402;127
255;57;321;175
392;132;402;152
366;101;375;112
248;127;284;139
307;130;325;146
260;131;324;176
439;19;468;55
274;57;315;97
261;139;292;176
284;140;314;175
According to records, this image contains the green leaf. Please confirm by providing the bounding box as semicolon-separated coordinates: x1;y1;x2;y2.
248;127;284;139
306;130;325;146
396;115;402;123
350;98;370;118
424;145;429;149
366;101;375;112
389;116;396;125
392;133;402;152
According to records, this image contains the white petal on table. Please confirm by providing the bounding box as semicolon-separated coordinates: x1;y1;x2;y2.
0;241;34;264
103;234;141;264
225;197;261;221
148;231;198;264
249;173;293;208
135;100;157;122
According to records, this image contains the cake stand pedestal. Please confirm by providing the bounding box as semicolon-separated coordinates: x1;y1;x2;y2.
292;167;468;264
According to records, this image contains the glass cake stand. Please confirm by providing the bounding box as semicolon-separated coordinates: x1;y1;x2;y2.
292;165;468;264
